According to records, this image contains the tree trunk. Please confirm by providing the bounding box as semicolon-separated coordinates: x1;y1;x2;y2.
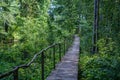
92;0;99;54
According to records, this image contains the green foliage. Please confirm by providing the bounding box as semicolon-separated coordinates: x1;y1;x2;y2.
79;0;120;80
97;38;117;55
80;19;92;53
0;0;77;79
79;54;120;80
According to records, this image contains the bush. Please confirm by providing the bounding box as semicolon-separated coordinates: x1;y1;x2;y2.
79;54;120;80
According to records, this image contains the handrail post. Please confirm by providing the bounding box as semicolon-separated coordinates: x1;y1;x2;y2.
49;49;52;58
53;45;55;69
41;52;44;80
66;39;68;50
59;43;61;61
64;39;66;55
69;39;70;47
13;69;18;80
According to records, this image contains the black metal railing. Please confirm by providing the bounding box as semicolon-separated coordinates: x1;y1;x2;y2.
0;36;73;80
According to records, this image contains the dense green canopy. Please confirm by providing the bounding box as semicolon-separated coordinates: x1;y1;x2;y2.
0;0;120;80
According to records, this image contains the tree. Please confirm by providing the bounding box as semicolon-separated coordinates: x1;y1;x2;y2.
92;0;99;53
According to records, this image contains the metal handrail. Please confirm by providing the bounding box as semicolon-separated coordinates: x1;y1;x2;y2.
0;37;73;80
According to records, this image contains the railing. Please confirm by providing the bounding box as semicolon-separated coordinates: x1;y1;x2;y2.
0;37;73;80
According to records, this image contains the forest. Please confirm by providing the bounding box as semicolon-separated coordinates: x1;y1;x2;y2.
0;0;120;80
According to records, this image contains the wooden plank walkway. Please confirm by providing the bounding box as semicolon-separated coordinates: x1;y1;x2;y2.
47;35;80;80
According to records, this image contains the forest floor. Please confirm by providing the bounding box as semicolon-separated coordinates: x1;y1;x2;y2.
46;35;80;80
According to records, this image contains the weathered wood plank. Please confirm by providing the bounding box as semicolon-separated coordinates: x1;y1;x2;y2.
47;35;80;80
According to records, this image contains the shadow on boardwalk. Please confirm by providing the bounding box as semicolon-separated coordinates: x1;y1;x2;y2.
47;35;80;80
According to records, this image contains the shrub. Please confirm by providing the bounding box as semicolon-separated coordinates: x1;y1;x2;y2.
80;54;120;80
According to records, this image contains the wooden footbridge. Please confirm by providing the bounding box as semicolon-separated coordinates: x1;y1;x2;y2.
0;35;80;80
